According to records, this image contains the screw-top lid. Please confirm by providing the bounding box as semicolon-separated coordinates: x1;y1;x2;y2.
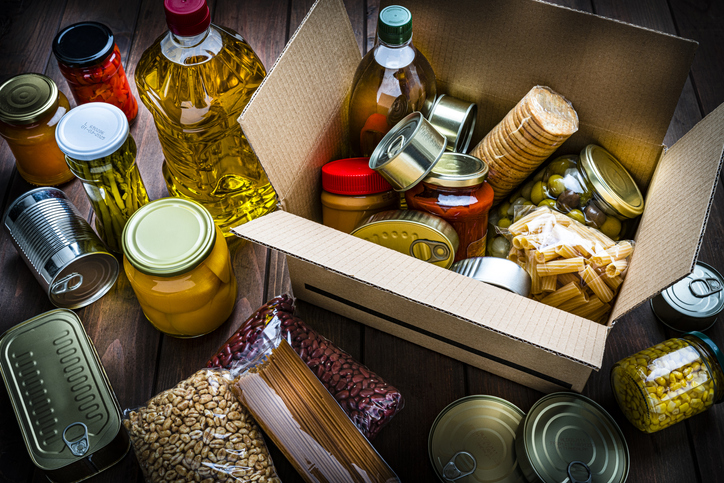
164;0;211;37
424;153;489;188
580;144;644;219
52;22;115;68
0;73;59;125
378;5;413;45
322;157;393;195
55;103;129;160
686;331;724;385
122;198;216;276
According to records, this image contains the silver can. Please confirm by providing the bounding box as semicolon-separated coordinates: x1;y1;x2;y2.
427;94;478;153
3;187;119;308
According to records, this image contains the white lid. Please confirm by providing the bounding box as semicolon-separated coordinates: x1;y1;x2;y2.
55;102;129;160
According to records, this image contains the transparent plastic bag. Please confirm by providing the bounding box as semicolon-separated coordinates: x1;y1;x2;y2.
207;294;404;440
122;369;280;483
499;205;635;323
227;323;400;483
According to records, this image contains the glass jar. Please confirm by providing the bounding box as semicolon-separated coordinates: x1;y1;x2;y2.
405;153;493;262
0;73;74;186
56;103;149;253
122;198;238;338
53;22;138;124
321;157;398;233
611;332;724;433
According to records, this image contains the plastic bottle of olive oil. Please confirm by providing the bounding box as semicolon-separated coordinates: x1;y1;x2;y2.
349;5;436;157
135;0;276;234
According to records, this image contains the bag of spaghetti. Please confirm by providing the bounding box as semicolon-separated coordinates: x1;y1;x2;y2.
499;205;635;323
123;369;280;483
227;316;400;483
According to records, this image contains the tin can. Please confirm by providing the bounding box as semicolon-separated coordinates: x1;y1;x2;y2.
650;261;724;332
427;94;478;153
0;309;129;482
451;257;531;297
515;392;629;483
428;395;526;483
3;187;119;308
351;209;459;268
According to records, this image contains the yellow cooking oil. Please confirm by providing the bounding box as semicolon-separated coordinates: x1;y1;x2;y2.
135;24;276;234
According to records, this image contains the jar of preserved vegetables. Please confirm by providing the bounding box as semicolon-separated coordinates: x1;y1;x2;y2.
53;22;138;123
56;102;149;253
611;332;724;433
405;153;493;262
122;198;238;338
0;73;74;186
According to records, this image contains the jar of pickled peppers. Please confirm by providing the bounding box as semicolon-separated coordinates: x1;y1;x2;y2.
611;332;724;433
55;102;149;253
0;73;74;186
122;198;238;338
52;22;138;123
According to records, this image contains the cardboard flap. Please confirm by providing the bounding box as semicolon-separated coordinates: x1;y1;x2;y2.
234;211;610;368
612;103;724;320
238;0;361;221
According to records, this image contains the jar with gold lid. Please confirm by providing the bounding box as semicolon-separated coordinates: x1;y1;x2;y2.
122;198;237;338
0;73;74;186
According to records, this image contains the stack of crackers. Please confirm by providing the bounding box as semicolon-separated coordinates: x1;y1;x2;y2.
470;86;579;203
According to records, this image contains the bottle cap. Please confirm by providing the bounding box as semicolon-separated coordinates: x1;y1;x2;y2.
378;6;413;45
55;103;129;160
52;22;115;68
0;73;59;125
164;0;211;37
322;158;392;195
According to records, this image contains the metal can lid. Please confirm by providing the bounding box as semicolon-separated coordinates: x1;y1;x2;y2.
451;257;531;297
516;392;629;483
122;197;216;276
369;111;447;192
55;103;129;160
429;395;527;483
657;262;724;323
428;94;478;153
0;309;123;471
579;145;644;219
0;73;59;125
52;22;115;68
424;153;488;188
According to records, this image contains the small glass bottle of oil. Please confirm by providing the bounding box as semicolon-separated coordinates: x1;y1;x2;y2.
349;5;436;157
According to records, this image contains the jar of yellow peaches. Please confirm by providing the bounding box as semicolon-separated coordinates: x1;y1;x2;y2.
611;332;724;433
121;198;237;337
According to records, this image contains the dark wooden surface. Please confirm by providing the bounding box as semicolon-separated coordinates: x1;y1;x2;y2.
1;0;723;482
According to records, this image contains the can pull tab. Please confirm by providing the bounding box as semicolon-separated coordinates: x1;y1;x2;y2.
409;239;450;263
387;134;406;158
567;461;592;483
441;451;476;481
51;273;83;295
689;277;722;298
63;422;89;457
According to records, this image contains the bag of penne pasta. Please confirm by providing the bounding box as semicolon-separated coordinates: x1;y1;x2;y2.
497;205;634;323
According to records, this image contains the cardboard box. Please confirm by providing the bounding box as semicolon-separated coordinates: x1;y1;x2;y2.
233;0;724;392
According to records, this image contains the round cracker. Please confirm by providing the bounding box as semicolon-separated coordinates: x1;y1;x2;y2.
503;112;560;153
520;86;579;137
514;102;568;144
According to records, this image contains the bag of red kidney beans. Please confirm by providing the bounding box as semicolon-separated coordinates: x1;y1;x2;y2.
207;294;404;440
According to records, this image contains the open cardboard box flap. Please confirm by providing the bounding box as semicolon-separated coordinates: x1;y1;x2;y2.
236;0;724;378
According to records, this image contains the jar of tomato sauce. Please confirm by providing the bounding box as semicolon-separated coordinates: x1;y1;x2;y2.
405;153;493;262
122;198;237;338
52;22;138;124
0;73;74;186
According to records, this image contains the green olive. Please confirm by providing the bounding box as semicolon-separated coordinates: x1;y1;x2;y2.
489;236;511;258
600;216;622;238
548;175;566;197
538;199;556;209
531;181;546;205
521;181;534;201
498;217;512;229
567;209;586;224
548;155;577;176
498;202;511;218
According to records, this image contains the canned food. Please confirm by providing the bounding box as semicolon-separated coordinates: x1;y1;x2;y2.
369;111;447;191
650;262;724;332
427;94;478;153
515;392;629;483
451;257;531;297
351;209;459;268
428;395;526;483
0;309;129;482
3;188;119;309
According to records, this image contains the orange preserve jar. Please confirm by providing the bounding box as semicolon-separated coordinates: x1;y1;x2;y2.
122;198;237;338
0;73;74;186
405;153;493;262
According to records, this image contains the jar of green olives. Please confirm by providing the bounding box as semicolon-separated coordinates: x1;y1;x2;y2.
611;332;724;433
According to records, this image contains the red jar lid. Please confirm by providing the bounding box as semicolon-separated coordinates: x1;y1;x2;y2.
322;158;393;195
164;0;211;37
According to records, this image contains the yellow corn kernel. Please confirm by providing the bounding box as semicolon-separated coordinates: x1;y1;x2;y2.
673;370;684;380
656;386;665;397
683;366;693;377
691;398;703;408
655;377;667;386
679;402;690;413
680;393;691;403
667;401;677;413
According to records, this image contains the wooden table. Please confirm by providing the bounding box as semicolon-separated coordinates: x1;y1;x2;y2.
1;0;723;481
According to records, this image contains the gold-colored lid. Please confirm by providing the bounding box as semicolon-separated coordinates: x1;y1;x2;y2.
0;73;58;125
424;153;488;188
580;145;644;218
